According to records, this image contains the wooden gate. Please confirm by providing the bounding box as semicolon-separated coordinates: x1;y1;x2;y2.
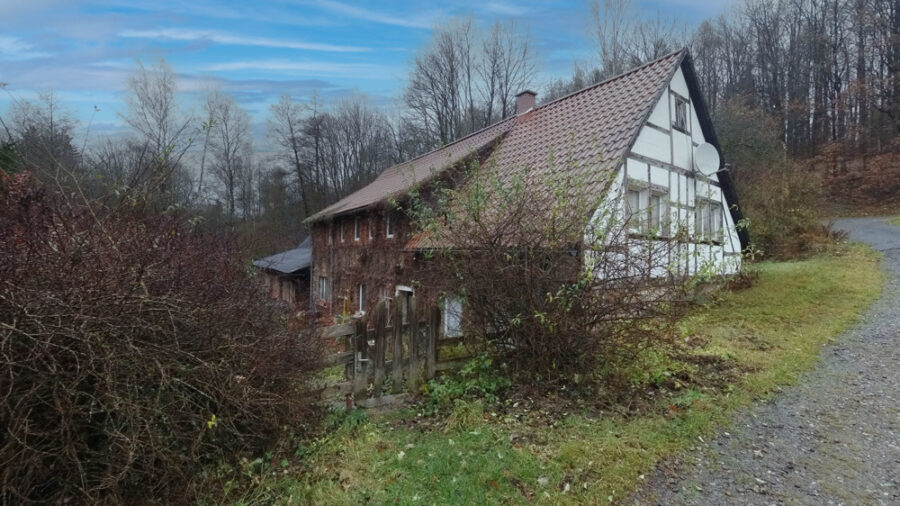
319;296;472;408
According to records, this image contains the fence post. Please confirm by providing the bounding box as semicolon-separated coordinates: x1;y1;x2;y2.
408;296;420;391
425;305;439;380
352;318;368;398
391;298;404;394
372;300;387;396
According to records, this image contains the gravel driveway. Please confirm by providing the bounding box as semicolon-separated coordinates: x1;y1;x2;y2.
633;217;900;505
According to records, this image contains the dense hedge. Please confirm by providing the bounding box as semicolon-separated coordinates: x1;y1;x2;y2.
0;172;321;503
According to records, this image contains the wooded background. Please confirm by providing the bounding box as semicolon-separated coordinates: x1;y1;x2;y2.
1;0;897;254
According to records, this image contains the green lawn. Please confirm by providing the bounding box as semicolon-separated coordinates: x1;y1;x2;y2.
888;216;900;227
241;244;883;505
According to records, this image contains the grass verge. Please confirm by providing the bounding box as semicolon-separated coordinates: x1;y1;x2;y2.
887;216;900;227
240;244;883;505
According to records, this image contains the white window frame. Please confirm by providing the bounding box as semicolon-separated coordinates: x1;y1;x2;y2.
626;183;670;237
357;284;366;313
395;285;413;323
673;95;688;132
695;199;723;243
354;217;360;241
386;212;394;238
318;276;328;301
443;297;463;338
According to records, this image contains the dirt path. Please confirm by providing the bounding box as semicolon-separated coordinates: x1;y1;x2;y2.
632;217;900;505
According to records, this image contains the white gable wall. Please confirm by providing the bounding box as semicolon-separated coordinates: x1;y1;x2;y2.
617;65;741;276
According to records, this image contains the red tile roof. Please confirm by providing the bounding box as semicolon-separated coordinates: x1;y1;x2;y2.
306;49;686;225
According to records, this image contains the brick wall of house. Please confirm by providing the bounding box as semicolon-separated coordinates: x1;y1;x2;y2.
310;206;421;319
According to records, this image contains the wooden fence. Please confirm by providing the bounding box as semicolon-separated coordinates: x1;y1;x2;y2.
318;296;474;409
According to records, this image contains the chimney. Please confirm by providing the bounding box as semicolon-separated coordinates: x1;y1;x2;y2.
515;90;537;115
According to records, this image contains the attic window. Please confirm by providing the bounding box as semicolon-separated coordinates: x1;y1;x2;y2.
674;96;688;132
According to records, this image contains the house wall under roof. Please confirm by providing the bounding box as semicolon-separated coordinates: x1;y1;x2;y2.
620;65;742;276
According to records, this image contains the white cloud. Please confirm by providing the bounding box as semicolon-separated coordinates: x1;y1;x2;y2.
201;59;384;77
482;2;532;16
0;35;51;61
119;28;369;53
311;0;435;29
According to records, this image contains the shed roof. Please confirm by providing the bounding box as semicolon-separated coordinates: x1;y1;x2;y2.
252;236;311;274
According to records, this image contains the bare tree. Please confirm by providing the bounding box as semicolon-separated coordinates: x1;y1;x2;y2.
122;59;193;198
204;90;252;221
268;94;313;216
478;20;538;120
405;17;536;146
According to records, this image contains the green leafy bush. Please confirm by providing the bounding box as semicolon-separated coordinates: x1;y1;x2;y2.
423;354;511;412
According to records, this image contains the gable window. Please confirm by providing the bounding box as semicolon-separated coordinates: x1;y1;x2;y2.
695;200;723;242
357;284;366;313
626;185;670;236
673;95;688;132
318;276;328;301
386;212;394;238
354;217;360;241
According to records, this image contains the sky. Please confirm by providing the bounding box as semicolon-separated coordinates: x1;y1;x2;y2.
0;0;737;145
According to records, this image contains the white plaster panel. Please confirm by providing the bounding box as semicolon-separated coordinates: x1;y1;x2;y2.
650;165;669;187
672;129;692;170
632;126;671;164
670;68;690;99
647;94;669;127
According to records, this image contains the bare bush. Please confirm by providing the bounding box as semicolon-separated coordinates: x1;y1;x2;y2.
0;172;321;503
408;160;709;385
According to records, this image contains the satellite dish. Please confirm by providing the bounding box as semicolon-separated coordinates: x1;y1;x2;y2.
693;143;720;176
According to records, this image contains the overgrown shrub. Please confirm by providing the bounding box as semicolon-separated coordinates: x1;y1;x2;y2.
408;158;706;385
0;172;322;503
714;97;831;259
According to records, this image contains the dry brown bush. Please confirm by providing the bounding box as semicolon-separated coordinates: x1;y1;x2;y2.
408;161;718;386
0;172;321;503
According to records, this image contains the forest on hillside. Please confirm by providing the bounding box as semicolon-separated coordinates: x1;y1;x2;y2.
1;0;897;255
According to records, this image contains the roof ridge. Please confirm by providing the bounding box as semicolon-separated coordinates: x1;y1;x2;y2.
533;48;686;113
378;115;515;178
